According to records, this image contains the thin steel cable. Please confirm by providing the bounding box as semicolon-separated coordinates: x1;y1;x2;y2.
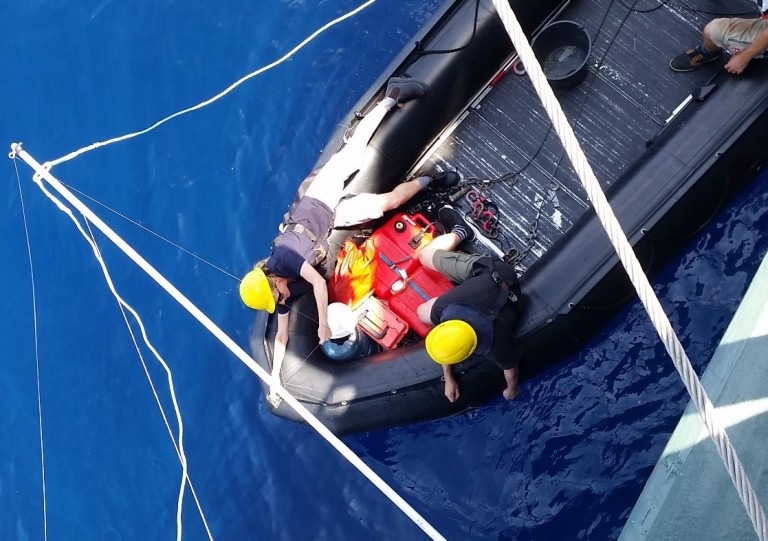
25;167;200;541
63;182;239;280
13;158;48;541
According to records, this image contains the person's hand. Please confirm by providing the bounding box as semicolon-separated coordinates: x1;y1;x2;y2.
444;378;460;402
502;385;520;401
725;52;751;75
318;323;331;344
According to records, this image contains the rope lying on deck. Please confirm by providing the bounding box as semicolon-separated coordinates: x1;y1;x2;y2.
488;2;768;539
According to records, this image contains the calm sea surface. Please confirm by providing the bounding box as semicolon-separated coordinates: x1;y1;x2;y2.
3;2;768;540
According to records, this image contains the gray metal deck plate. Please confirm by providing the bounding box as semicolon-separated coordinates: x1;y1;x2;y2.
420;0;757;272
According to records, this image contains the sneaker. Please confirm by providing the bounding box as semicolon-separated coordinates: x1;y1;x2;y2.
438;205;476;243
386;77;428;104
670;46;721;72
425;170;461;191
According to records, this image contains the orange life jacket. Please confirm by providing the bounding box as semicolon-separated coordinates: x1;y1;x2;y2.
328;238;378;309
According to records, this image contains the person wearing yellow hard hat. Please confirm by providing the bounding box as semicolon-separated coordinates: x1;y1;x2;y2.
241;77;463;404
417;206;523;403
425;319;478;366
240;267;277;313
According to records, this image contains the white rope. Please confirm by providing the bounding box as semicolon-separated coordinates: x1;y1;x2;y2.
82;218;215;541
489;3;768;539
13;159;48;541
47;0;377;168
11;144;446;541
18;159;200;541
82;223;191;541
117;305;215;540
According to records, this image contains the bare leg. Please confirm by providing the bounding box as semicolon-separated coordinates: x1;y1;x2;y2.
415;232;462;325
334;176;432;228
702;22;721;53
417;297;437;325
375;178;425;213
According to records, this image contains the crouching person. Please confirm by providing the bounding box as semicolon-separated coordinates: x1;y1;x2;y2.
417;206;523;402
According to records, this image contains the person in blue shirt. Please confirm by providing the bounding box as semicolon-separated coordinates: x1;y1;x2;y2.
240;76;459;404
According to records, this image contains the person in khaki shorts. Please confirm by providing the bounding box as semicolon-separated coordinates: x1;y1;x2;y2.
239;76;462;405
671;1;768;74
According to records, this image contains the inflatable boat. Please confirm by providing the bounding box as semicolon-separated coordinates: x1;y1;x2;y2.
248;0;768;434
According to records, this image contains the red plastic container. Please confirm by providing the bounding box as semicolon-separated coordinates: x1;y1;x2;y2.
354;295;409;350
366;212;454;337
387;265;453;337
372;213;436;299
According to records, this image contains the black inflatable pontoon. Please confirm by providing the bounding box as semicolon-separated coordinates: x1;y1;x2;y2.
248;0;768;434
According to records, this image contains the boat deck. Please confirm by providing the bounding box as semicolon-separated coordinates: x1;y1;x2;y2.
420;0;757;273
254;0;768;433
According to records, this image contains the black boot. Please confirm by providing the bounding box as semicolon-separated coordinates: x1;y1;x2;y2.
438;206;476;243
426;170;460;191
386;77;428;104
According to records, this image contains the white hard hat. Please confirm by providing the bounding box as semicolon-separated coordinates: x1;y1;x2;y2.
327;302;357;339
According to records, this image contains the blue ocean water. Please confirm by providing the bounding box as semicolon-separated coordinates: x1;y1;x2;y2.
3;1;768;540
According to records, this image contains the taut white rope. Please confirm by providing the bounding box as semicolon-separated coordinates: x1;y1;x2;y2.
11;143;445;541
489;2;767;539
47;0;376;168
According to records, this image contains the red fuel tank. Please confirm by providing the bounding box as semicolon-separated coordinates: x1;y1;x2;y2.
387;265;453;337
371;213;435;299
369;213;453;337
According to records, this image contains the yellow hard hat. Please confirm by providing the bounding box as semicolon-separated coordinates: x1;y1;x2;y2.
240;268;276;313
425;319;477;365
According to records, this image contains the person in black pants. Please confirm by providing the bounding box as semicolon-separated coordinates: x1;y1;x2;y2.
417;206;523;403
240;77;459;404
